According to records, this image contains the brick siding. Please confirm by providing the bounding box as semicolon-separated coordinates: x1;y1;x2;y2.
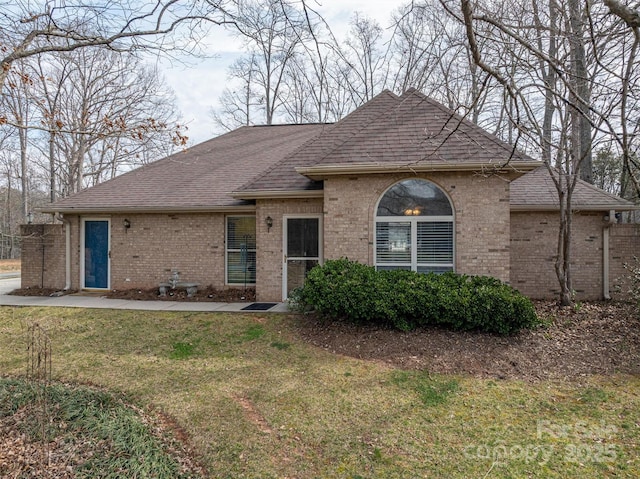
610;223;640;299
510;211;605;300
20;224;66;289
323;173;513;282
57;213;228;291
21;187;639;303
256;198;324;301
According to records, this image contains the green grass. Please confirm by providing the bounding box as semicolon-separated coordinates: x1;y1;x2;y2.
391;370;460;406
0;307;639;478
170;341;197;359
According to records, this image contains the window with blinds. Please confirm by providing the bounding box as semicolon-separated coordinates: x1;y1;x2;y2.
375;180;454;273
226;216;257;284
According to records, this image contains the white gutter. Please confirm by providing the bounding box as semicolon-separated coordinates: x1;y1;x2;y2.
603;209;616;300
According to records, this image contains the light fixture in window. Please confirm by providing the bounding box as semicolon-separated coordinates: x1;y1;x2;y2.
403;208;421;216
123;218;131;229
265;216;273;231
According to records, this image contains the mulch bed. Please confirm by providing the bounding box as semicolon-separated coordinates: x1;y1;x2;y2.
292;300;640;382
9;286;256;302
105;286;256;302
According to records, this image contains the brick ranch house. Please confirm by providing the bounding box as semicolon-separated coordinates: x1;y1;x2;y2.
22;88;639;302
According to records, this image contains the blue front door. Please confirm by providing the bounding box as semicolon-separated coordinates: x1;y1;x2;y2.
84;220;109;289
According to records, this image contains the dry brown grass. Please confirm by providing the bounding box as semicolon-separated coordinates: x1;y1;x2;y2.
0;259;20;273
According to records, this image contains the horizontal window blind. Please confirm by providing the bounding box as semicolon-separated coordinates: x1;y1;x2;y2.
417;222;453;264
227;216;256;284
376;222;411;264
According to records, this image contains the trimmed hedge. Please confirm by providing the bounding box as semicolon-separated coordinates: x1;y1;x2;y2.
290;259;540;335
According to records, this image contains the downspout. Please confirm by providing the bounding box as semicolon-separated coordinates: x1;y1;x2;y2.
57;213;71;291
603;209;616;300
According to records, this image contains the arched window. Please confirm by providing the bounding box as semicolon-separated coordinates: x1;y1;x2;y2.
375;179;454;273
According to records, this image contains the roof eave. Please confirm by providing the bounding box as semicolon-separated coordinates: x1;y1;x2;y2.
231;189;324;200
510;204;640;212
40;204;257;215
296;160;542;179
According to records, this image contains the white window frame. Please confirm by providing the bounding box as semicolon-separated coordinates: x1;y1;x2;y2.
374;180;455;273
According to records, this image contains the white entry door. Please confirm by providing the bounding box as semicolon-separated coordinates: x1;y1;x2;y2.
283;216;322;300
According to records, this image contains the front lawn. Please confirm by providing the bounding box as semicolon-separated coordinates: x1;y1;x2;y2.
0;306;638;478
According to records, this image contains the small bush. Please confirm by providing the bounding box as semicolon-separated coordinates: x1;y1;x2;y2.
294;259;540;335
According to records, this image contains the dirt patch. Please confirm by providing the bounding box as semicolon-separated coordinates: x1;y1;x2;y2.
291;301;640;382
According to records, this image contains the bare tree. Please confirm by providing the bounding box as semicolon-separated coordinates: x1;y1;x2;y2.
0;0;231;92
0;129;20;258
337;13;389;106
211;55;260;131
230;0;307;125
1;63;35;220
447;0;640;305
30;47;182;196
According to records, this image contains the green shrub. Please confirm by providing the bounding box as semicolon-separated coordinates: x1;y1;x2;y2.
294;259;540;335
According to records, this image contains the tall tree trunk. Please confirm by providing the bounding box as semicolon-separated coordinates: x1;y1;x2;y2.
554;170;574;306
537;0;558;165
568;0;593;183
19;122;29;221
49;131;56;203
76;135;86;193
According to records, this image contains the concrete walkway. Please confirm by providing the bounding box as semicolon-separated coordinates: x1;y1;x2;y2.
0;275;290;313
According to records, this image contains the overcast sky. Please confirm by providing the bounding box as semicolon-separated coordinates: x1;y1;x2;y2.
160;0;408;145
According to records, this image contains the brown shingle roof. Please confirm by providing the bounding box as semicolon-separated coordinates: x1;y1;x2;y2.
44;124;328;213
45;89;634;214
510;166;638;211
238;88;537;193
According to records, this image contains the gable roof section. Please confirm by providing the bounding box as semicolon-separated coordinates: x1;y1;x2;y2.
510;166;638;211
236;88;541;197
44;124;328;214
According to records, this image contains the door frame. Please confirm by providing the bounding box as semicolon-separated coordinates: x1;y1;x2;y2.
80;217;111;290
282;214;323;300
